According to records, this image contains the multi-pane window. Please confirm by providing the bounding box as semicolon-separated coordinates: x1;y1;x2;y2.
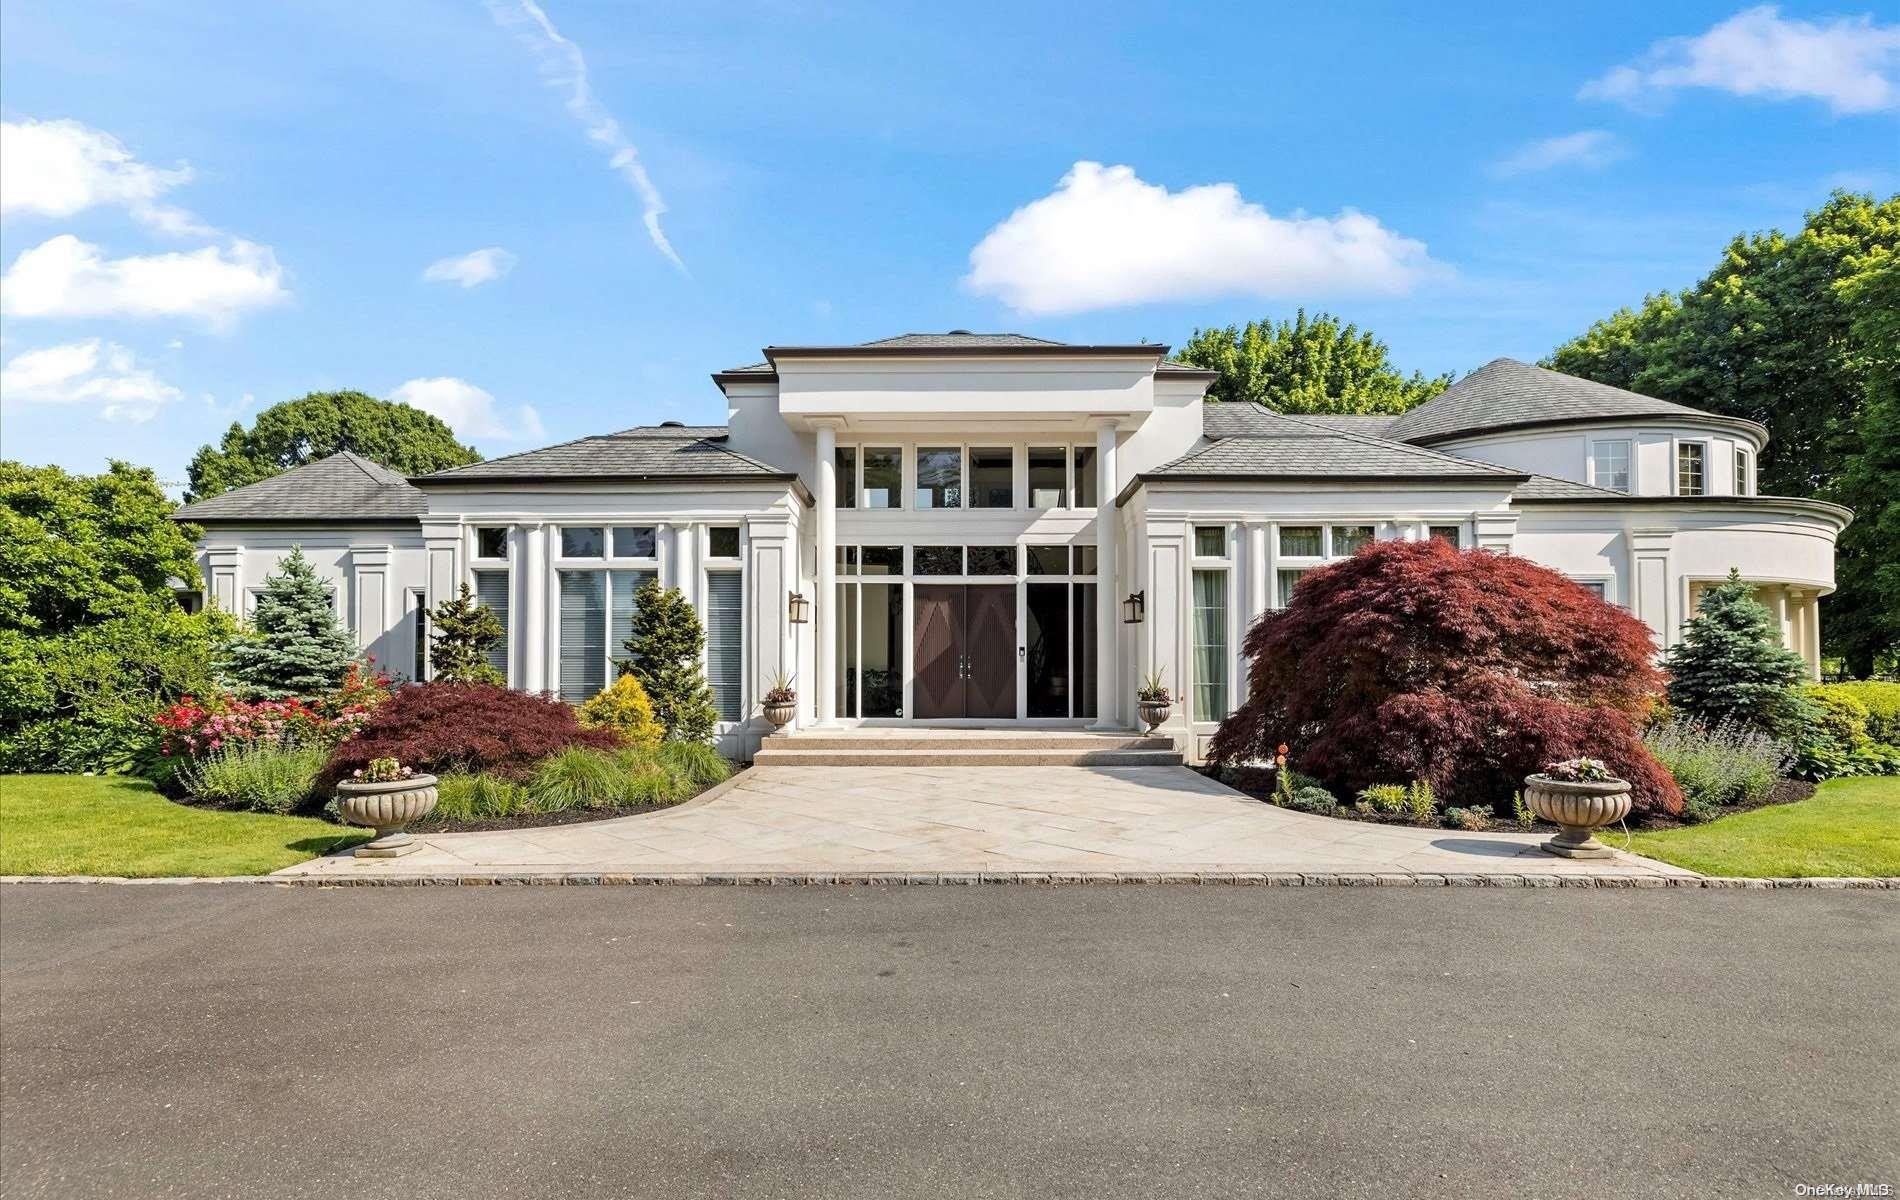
915;447;962;508
970;448;1013;508
1677;442;1706;496
1734;447;1751;496
704;571;743;722
557;571;606;703
473;570;510;681
1275;523;1378;607
1591;440;1631;493
555;524;660;702
1192;570;1228;721
862;447;901;508
1428;525;1462;547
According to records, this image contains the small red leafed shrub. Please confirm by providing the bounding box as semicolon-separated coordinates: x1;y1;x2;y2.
1209;538;1682;817
318;682;619;788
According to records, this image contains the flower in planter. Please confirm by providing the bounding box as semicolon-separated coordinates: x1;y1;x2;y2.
1541;757;1618;783
354;757;415;784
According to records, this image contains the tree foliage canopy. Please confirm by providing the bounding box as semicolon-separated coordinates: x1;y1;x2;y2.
1176;310;1451;414
1546;190;1896;497
186;390;481;500
0;460;201;635
1209;539;1681;817
0;461;230;772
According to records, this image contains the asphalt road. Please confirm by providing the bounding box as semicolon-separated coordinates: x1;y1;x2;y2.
2;884;1896;1200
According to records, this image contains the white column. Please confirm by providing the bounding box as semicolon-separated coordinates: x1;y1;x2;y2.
1804;594;1822;680
1243;522;1267;691
673;524;698;608
1091;419;1119;729
814;422;839;725
523;523;549;693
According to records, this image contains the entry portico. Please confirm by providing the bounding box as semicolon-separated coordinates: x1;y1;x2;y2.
175;332;1849;763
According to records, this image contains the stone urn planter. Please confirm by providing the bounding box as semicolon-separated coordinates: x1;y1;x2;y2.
334;774;439;858
1137;698;1172;734
1524;773;1632;860
762;698;796;729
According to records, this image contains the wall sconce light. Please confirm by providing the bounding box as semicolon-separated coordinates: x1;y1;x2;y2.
788;591;811;625
1121;590;1145;624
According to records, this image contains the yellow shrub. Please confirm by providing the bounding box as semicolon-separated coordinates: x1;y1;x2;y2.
577;674;663;750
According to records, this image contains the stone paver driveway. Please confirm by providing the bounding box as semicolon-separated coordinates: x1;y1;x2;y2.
280;766;1692;881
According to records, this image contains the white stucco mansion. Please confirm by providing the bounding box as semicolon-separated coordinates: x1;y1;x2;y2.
174;332;1849;760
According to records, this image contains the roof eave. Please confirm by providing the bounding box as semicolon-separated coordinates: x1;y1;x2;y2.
1115;470;1530;507
1405;411;1770;448
762;343;1170;363
1512;493;1852;525
410;472;814;507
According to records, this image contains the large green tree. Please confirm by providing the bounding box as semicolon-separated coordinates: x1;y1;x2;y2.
0;461;232;772
1823;248;1900;677
1176;310;1452;413
1546;191;1898;497
186;390;481;500
1547;190;1900;674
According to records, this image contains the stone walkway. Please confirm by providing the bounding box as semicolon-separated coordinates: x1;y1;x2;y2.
278;766;1694;882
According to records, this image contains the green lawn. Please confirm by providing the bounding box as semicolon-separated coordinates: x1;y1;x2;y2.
0;774;366;878
1622;776;1900;878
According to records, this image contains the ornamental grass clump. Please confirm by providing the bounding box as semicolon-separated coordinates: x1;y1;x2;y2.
525;746;631;812
429;773;529;822
1208;538;1680;817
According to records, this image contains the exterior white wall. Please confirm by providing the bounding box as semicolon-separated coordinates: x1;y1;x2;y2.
1435;422;1765;496
774;356;1159;422
195;527;431;681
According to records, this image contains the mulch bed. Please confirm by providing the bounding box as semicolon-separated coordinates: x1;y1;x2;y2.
414;804;677;834
1199;766;1819;835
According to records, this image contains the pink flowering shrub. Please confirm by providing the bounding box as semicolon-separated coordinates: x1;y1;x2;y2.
152;659;393;759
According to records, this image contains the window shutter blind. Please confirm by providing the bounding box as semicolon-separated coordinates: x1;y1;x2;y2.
558;571;605;703
705;571;743;722
473;570;511;680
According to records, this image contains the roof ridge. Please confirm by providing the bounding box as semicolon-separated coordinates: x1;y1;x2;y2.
416;429;612;479
1259;412;1521;474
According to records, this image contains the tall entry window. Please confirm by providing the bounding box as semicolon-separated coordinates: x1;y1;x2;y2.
1192;570;1229;721
705;571;743;722
835;545;905;719
472;569;511;680
1025;545;1098;719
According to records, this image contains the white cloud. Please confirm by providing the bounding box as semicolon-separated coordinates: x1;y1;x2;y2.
489;0;685;272
422;247;518;288
1582;5;1900;114
0;117;213;236
390;376;544;442
0;338;182;423
1491;130;1629;177
0;234;289;330
963;161;1438;315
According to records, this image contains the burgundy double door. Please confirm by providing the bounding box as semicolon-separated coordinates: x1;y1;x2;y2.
912;585;1016;719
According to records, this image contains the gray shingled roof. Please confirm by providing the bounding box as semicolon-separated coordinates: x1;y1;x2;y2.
413;426;791;484
171;451;426;524
1201;405;1400;439
1383;358;1761;445
720;330;1200;379
1145;432;1527;483
1513;474;1629;500
857;331;1066;348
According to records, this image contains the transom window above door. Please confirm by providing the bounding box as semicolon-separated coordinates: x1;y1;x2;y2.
833;444;1098;512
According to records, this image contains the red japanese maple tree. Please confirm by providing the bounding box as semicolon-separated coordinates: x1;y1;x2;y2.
1208;538;1681;817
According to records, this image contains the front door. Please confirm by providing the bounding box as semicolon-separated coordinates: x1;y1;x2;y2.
912;584;1017;720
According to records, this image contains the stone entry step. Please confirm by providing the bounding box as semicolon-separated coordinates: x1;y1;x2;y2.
752;747;1184;767
752;729;1183;767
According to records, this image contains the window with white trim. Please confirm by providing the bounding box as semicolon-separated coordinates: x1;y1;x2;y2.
554;525;659;702
1734;446;1752;496
1590;440;1631;493
471;570;511;681
1677;442;1706;496
704;570;743;722
1273;523;1381;606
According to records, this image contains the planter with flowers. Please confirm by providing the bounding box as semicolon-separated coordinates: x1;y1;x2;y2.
761;670;797;730
1524;757;1631;859
333;757;438;857
1137;669;1173;734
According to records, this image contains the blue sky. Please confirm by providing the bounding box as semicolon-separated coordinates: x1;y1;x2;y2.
2;0;1896;487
